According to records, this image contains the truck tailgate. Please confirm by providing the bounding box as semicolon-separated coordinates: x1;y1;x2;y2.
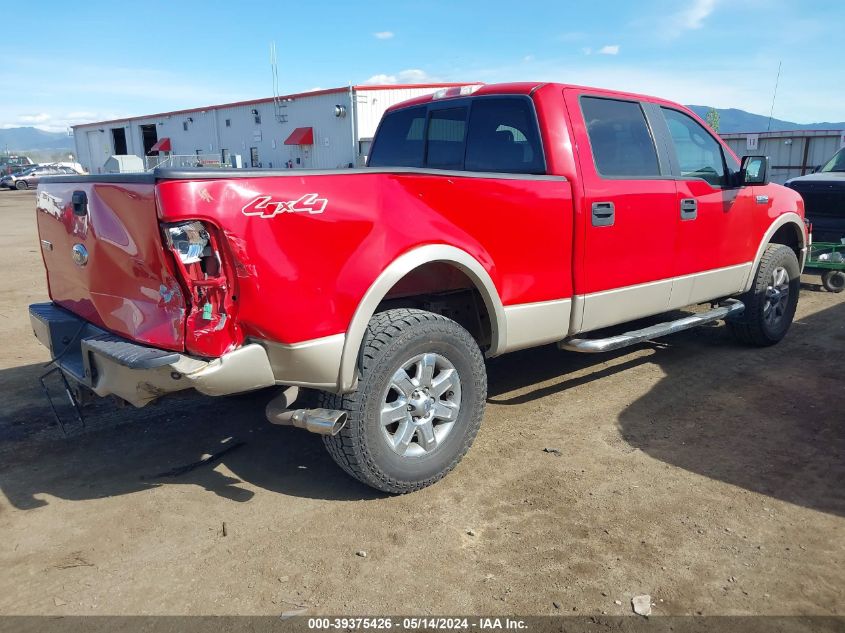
36;180;186;351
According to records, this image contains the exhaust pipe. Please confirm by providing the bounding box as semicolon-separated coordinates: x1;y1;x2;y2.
265;388;348;436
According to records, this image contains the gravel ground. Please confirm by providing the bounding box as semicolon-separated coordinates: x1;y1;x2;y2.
0;188;842;617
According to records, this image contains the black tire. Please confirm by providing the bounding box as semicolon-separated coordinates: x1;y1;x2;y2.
319;308;487;494
15;180;28;190
727;244;800;346
821;270;845;293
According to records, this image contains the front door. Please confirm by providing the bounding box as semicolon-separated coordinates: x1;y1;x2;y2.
656;106;755;307
564;89;678;332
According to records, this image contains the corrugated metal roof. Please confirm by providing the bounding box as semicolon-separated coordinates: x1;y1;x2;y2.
71;83;477;129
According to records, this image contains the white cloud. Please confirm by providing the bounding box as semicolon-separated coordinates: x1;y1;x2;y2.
581;47;592;55
373;31;394;40
598;45;620;55
19;113;52;123
363;68;437;85
523;54;535;62
665;0;718;35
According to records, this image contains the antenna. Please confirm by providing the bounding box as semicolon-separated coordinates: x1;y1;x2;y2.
766;60;782;133
270;41;288;123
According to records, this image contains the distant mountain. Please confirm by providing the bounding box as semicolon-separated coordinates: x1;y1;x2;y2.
0;127;74;152
686;106;845;134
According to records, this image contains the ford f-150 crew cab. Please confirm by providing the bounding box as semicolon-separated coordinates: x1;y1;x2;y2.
31;82;807;493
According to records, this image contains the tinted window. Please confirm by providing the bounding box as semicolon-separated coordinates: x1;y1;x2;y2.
464;98;544;174
425;108;467;169
368;106;426;168
581;97;660;178
661;108;726;187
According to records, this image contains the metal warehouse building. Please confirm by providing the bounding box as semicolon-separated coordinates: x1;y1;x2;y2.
72;83;477;174
721;129;845;184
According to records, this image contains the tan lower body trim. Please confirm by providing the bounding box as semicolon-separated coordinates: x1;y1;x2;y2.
501;299;571;353
257;333;346;391
668;263;751;310
574;263;753;335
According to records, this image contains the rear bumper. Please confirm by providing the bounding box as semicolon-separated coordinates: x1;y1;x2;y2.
29;302;277;407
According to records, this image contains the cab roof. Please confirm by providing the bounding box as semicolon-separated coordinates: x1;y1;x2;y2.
385;81;686;112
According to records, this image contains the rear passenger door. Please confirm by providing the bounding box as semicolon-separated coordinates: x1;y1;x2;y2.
564;90;678;332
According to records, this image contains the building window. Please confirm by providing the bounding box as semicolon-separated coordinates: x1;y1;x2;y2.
253;113;261;125
225;119;231;127
183;121;189;131
250;147;259;168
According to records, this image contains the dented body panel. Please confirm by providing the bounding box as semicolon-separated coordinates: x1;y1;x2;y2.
36;182;186;351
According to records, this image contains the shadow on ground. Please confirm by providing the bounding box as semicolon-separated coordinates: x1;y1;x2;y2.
1;299;843;516
489;299;845;518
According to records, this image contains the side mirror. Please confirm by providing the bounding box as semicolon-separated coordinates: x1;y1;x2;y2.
740;155;769;186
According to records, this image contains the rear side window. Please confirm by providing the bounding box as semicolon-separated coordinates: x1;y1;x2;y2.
465;98;544;174
581;97;660;178
661;107;727;187
368;106;426;168
425;108;467;169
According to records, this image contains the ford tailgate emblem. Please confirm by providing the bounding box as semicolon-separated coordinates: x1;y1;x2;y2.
71;244;89;266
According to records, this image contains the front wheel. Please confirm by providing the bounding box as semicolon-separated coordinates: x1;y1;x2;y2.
727;244;800;346
320;308;487;494
15;180;28;190
821;270;845;293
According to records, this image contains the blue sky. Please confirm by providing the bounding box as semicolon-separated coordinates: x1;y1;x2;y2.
1;0;842;132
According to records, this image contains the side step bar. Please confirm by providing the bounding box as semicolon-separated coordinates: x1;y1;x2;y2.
559;300;745;354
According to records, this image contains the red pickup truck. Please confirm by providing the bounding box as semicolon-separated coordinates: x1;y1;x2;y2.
31;82;807;493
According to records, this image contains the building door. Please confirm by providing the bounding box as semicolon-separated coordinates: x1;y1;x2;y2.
140;124;158;155
564;89;678;332
86;130;106;174
111;128;127;155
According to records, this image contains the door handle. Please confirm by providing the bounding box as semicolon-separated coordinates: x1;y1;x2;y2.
591;201;615;227
680;198;697;220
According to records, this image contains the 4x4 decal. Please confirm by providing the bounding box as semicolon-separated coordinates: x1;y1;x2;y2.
242;194;327;218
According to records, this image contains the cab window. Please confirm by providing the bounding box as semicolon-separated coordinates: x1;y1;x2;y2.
368;106;427;168
464;98;545;174
661;107;727;187
580;97;661;178
425;107;467;170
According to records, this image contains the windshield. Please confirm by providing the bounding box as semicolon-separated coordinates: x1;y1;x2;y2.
819;148;845;172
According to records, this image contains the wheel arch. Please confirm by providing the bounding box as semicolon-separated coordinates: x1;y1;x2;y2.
742;212;806;292
337;245;506;392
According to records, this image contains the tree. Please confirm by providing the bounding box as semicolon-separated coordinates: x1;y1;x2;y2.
705;107;720;132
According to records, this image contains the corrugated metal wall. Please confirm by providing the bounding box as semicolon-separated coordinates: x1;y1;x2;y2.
722;131;845;184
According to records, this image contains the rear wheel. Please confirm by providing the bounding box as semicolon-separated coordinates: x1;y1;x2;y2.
821;270;845;293
15;180;28;190
727;244;800;346
320;308;487;494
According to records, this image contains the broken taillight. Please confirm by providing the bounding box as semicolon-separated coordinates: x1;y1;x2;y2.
161;220;241;357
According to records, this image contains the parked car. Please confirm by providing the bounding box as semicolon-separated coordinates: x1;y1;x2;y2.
0;155;34;176
0;165;78;190
29;82;807;493
785;147;845;242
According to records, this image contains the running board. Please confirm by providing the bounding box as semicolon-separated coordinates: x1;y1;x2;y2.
559;300;745;353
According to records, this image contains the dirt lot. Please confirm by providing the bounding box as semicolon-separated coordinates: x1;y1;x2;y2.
0;188;842;617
